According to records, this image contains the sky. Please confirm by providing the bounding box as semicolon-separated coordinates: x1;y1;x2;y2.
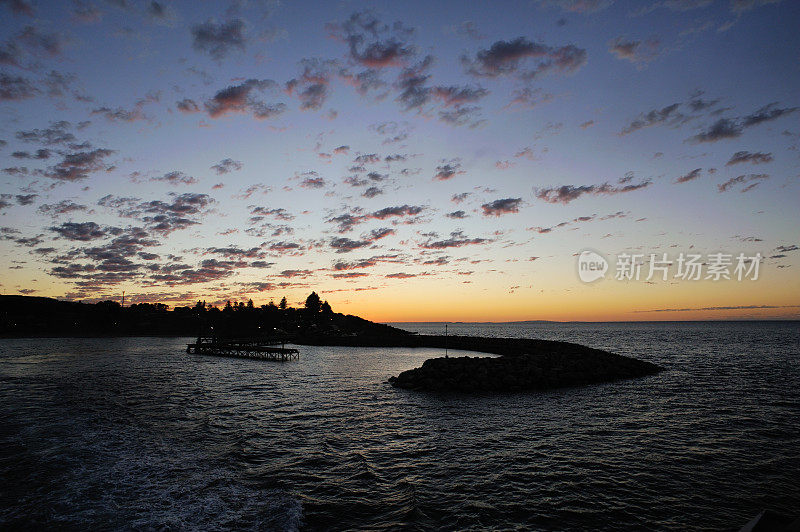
0;0;798;322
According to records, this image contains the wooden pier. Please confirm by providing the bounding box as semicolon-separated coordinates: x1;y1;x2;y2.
187;337;299;361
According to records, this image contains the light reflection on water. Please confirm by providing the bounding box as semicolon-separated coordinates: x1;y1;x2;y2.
1;322;798;530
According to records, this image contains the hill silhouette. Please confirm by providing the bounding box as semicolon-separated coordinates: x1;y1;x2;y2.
0;294;407;338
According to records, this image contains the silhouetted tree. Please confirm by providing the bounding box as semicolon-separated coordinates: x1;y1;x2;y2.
267;300;277;308
0;294;407;337
96;300;121;311
279;296;287;310
247;299;254;309
305;292;321;313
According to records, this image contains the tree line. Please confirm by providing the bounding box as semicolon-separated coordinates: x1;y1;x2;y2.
0;293;399;339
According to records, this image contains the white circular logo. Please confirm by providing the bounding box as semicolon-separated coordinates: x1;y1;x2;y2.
577;250;608;283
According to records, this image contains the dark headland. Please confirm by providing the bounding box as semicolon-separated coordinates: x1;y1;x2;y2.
0;294;663;392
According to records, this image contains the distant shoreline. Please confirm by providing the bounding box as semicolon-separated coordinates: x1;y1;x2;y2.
1;319;797;339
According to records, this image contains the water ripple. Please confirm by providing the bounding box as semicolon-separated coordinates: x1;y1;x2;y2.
1;322;799;530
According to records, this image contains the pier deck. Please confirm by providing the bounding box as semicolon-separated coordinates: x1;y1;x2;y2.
187;337;299;361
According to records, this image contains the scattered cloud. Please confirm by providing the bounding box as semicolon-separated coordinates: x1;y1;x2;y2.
205;78;285;119
37;148;115;181
298;171;326;189
92;92;158;122
50;221;106;241
506;87;553;110
687;118;742;143
0;1;795;305
329;10;417;69
620;103;681;135
151;171;198;186
385;272;418;278
38;200;88;217
0;25;64;68
687;103;797;143
481;198;522;216
191;19;247;60
726;151;773;166
636;304;799;313
11;148;50;159
741;102;797;127
0;72;37;101
176;98;200;113
535;179;652;203
462;37;587;79
326;204;425;232
15;120;76;145
286;58;337;110
211;158;243;174
434;160;464;180
717;173;768;192
249;206;294;221
675;167;702;183
99;192;215;235
530;211;628;234
362;186;383;198
330;236;371;253
14;193;36;205
420;230;488;249
608;37;661;65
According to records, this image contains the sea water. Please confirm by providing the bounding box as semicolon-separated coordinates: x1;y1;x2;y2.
1;321;798;530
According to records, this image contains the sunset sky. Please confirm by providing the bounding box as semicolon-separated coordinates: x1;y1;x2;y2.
0;0;798;322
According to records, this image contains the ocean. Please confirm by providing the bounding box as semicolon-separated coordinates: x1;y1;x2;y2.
0;321;798;530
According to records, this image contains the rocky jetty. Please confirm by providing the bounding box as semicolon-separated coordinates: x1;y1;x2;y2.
388;347;662;393
299;332;663;392
298;333;624;356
